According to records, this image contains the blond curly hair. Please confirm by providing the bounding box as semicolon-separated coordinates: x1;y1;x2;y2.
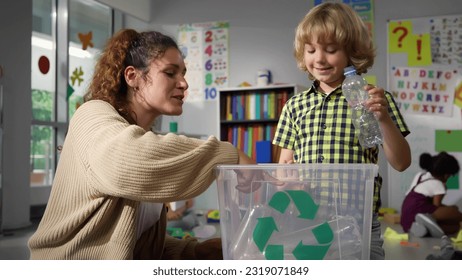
294;3;375;79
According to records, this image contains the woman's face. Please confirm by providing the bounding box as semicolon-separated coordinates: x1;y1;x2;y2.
304;37;349;91
136;47;188;118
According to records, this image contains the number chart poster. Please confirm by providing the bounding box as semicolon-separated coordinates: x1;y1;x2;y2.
178;21;229;102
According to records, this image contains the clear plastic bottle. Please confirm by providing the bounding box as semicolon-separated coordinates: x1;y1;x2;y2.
342;66;383;148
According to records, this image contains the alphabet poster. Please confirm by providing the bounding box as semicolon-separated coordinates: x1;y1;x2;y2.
178;21;229;102
387;15;462;211
389;66;458;116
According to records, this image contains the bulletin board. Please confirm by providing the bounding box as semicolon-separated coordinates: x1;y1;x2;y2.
387;14;462;210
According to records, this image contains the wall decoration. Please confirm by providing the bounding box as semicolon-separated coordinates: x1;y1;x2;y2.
389;66;458;116
387;14;462;210
388;21;432;66
38;55;50;75
435;129;462;152
455;79;462;108
430;16;462;65
78;31;94;50
178;21;229;102
68;30;99;111
70;66;84;87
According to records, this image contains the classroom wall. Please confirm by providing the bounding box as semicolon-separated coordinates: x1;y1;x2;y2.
0;1;33;229
121;0;462;210
374;1;462;210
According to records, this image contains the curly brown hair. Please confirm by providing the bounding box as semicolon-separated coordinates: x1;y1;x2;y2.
84;29;180;123
420;152;460;178
294;3;375;79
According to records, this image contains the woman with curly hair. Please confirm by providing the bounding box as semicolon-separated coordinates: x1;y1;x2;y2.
28;29;261;259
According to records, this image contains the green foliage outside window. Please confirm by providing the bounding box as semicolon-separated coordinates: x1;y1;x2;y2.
31;89;53;171
69;94;84;119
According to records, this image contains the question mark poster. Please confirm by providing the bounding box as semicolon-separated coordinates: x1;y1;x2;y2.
388;21;432;66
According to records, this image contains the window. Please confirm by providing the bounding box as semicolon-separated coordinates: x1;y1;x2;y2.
68;0;112;118
31;0;56;186
31;0;113;188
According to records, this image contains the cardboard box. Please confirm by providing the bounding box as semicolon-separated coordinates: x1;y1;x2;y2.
384;213;401;224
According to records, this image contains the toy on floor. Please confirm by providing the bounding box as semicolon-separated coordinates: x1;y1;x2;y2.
383;227;408;241
451;229;462;244
400;241;420;248
207;210;220;223
166;227;195;239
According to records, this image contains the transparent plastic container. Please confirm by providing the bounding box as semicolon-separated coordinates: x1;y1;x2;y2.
342;66;383;148
215;163;378;260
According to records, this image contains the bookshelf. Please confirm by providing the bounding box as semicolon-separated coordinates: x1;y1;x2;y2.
217;84;306;163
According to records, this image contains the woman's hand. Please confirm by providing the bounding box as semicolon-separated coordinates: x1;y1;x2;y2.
235;168;286;193
274;159;300;181
235;148;285;193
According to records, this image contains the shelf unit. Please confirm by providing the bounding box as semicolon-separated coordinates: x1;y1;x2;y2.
217;84;306;163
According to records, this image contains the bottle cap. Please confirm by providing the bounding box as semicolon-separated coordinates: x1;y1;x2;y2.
344;66;356;75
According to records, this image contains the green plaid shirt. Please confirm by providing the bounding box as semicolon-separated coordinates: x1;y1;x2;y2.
273;82;410;212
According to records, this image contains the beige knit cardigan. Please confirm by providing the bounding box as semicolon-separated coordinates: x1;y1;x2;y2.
28;100;238;259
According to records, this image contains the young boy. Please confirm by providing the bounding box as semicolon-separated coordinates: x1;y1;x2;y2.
273;3;411;259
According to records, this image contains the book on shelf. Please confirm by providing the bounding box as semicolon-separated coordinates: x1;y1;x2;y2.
222;90;289;122
218;84;305;163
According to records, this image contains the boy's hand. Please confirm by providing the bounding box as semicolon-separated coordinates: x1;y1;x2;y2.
364;85;389;122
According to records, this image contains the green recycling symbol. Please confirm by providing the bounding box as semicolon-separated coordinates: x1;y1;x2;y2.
252;190;333;260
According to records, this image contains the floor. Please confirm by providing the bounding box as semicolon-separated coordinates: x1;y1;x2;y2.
0;219;38;260
380;219;453;260
0;218;459;260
